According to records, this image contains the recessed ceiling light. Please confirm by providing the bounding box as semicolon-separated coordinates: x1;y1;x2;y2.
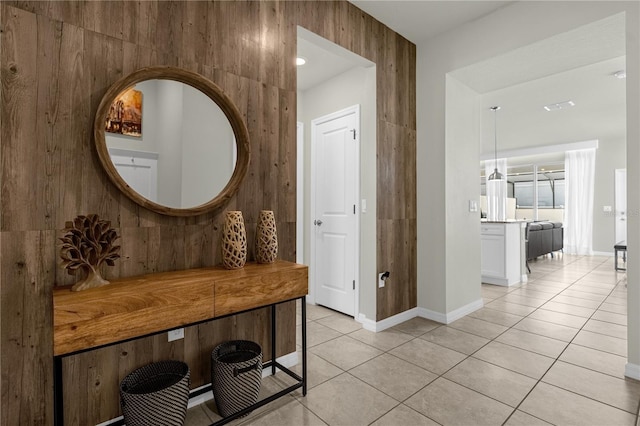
543;100;575;112
296;57;307;66
613;70;626;79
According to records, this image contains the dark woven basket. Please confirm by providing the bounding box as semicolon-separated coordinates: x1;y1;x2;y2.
211;340;262;418
120;360;190;426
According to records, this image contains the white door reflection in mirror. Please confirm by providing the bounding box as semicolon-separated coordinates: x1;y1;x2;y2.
109;150;158;201
105;79;236;209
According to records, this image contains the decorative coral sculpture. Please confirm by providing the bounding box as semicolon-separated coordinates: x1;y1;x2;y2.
59;214;121;291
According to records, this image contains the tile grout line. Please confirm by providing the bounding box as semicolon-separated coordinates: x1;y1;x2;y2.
350;256;625;421
297;256;629;426
478;255;630;423
503;266;631;424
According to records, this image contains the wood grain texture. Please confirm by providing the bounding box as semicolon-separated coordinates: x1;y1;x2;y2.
54;270;215;356
0;230;57;425
2;1;416;424
214;261;308;316
1;5;38;232
54;261;306;356
377;219;417;320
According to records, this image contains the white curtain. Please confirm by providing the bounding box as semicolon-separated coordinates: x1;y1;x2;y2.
564;148;596;255
485;158;507;221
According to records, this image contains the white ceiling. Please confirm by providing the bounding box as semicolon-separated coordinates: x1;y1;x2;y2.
349;0;512;44
451;13;626;93
299;2;627;169
297;1;512;92
297;27;373;91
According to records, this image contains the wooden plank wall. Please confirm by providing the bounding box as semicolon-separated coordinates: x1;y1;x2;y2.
0;1;416;424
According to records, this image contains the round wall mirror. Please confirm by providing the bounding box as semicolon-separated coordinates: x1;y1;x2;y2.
94;66;250;216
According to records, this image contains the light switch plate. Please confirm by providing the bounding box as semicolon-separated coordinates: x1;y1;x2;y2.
469;200;478;212
168;328;185;342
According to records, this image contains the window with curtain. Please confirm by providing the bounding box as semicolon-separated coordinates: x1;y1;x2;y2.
564;148;596;255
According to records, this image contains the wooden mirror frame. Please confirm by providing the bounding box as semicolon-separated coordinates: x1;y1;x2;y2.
94;66;250;216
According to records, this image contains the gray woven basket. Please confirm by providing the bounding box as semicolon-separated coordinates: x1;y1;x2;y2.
120;360;190;426
211;340;262;418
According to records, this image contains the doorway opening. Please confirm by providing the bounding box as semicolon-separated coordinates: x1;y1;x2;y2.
296;26;376;319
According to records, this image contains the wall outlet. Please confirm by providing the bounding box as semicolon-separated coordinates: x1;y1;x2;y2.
603;205;612;212
168;328;185;342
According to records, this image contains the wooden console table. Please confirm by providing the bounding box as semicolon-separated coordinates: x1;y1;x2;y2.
53;260;308;426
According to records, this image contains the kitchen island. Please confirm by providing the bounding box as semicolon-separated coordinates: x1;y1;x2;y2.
481;220;528;286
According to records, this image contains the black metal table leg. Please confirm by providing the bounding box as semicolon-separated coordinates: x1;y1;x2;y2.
301;296;307;396
271;304;277;375
54;356;63;426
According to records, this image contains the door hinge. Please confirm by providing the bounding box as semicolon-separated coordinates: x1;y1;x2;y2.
353;280;355;290
351;129;356;140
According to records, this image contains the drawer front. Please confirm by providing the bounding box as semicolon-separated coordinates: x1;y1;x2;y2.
481;224;504;236
214;267;308;316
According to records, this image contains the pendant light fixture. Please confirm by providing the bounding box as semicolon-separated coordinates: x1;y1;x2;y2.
488;106;504;181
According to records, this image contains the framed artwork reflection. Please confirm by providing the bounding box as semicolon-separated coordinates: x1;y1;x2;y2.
105;88;142;137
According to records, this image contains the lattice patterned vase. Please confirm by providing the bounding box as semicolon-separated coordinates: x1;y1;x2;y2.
222;211;247;270
255;210;278;264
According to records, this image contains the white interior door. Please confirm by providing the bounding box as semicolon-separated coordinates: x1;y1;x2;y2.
311;106;359;316
110;151;158;202
615;169;627;243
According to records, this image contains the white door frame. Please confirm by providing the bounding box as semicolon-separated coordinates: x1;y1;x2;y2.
296;122;304;265
309;104;360;317
615;168;627;243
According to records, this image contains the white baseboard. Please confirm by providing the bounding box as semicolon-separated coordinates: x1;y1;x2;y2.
358;298;484;331
418;298;484;324
625;362;640;380
417;307;447;324
358;308;419;332
96;351;299;426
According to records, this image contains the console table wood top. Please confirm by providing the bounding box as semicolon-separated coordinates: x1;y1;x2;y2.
53;260;308;356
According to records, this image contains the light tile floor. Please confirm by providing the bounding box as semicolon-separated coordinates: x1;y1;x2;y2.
185;254;639;425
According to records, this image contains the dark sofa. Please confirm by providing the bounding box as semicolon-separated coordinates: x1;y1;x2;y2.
526;221;563;260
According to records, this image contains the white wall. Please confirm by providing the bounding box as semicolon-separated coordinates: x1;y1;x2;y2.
593;135;626;253
181;84;235;208
417;1;639;374
444;76;482;312
298;65;377;320
156;80;184;207
624;4;640;379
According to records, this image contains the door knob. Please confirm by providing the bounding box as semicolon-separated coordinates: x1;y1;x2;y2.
314;219;323;226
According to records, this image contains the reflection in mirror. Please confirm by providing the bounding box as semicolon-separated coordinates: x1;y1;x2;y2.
105;80;237;209
95;66;250;217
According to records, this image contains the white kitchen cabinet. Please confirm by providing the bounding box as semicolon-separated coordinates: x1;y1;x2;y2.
481;221;527;286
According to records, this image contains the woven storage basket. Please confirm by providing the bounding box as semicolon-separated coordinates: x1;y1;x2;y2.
120;360;190;426
211;340;262;418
